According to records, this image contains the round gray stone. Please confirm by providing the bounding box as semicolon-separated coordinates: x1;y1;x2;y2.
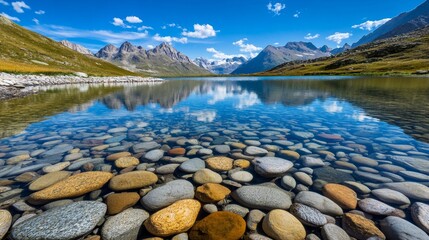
144;149;164;162
11;201;106;240
244;146;268;156
290;203;327;227
232;185;292;210
411;202;429;234
380;216;429;240
294;191;343;216
253;157;293;177
102;208;149;240
179;158;205;173
141;180;195;211
322;223;350;240
372;188;410;205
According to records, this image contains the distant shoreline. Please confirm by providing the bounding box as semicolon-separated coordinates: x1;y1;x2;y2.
0;72;164;100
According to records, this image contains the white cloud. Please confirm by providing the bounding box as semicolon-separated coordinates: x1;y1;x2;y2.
206;48;246;60
274;42;280;45
304;33;320;40
30;25;149;44
168;23;176;27
32;18;39;25
267;2;286;15
153;33;188;44
137;25;153;31
12;1;30;13
125;16;142;24
293;11;300;18
182;24;217;39
326;32;352;44
352;18;391;31
35;10;45;15
323;101;343;113
189;111;216;123
0;12;20;21
233;38;262;57
0;0;9;6
112;17;129;28
147;44;155;49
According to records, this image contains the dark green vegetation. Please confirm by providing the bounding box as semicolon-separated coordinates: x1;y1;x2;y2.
262;27;429;76
0;16;135;76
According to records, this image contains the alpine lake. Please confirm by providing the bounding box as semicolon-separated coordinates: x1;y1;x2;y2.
1;76;429;240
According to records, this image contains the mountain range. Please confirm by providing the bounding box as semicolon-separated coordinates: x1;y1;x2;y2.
59;40;93;56
353;0;429;47
95;42;210;76
194;56;247;74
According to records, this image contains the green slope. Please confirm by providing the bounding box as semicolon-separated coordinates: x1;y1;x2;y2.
262;27;429;76
0;16;136;76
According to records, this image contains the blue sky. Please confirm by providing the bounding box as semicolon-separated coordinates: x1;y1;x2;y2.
0;0;426;60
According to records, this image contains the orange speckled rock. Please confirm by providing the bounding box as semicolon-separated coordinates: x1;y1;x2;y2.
31;171;113;201
234;159;251;169
144;199;201;237
168;148;186;156
195;183;231;203
106;192;140;215
109;171;158;191
206;157;233;171
189;211;246;240
342;213;385;240
114;157;140;168
322;183;357;210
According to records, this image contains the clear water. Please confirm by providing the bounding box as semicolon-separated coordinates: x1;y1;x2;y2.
1;76;429;179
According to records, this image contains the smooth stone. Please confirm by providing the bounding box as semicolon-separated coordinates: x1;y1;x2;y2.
132;142;160;153
245;146;268;156
215;145;230;154
106;192;140;215
189;211;246;240
31;171;113;201
280;150;300;160
247;209;266;231
42;199;74;210
229;171;253;183
231;142;246;149
262;209;306;240
63;153;83;161
351;155;378;167
358;198;405;217
106;152;131;161
232;185;292;210
322;223;350;240
293;172;313;186
322;183;357;210
29;171;72;191
294;191;343;216
142;180;195;211
245;140;261;146
380;216;428;240
7;154;30;165
179;158;205;173
381;182;429;201
145;149;164;162
223;204;249;217
155;164;180;174
193;168;222;185
102;208;149;240
198;148;213;155
109;171;158;191
8;163;50;176
43;162;70;173
195;183;231;203
290;203;327;227
293;131;314;139
206;157;233;171
67;158;104;171
342;213;385;240
281;175;297;190
313;167;355;183
15;171;39;182
388;155;429;175
172;233;189;240
398;170;429;181
253;157;293;177
302;156;325;168
234;159;251;168
354;171;393;183
108;127;128;133
168;148;186;156
41;144;73;157
0;210;12;239
203;204;218;213
411;202;429;234
372;188;410;205
11;201;106;240
144;199;201;237
247;233;274;240
115;156;140;168
343;181;371;194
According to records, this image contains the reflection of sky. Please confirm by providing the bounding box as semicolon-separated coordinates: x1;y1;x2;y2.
206;85;261;109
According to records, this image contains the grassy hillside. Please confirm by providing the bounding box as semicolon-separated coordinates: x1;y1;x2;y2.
0;16;136;76
262;27;429;76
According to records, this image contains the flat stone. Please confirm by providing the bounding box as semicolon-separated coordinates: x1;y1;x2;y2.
42;199;74;211
358;198;405;217
223;204;249;217
31;172;113;201
293;131;314;139
382;182;429;201
106;152;131;161
41;144;73;157
115;156;140;168
302;156;325;168
354;171;393;183
193;168;222;185
214;145;230;154
0;209;12;239
7;154;30;165
132;142;160;153
388;155;429;175
29;171;72;191
313;167;355;183
189;211;246;240
372;188;410;205
342;181;371;194
247;209;266;231
380;216;428;240
206;157;233;171
244;146;268;156
180;158;205;173
11;201;106;240
43;162;70;173
232;185;292;210
290;203;327;227
145;150;164;162
322;183;357;210
144;199;201;237
398;170;429;181
109;171;158;191
293;172;313;186
281;175;297;190
141;180;195;211
102;208;149;240
262;209;306;240
411;202;429;234
229;171;253;183
342;213;385;240
195;183;231;203
322;223;350;240
253;157;293;177
155;164;180;174
294;191;343;216
106;192;140;215
351;155;378;167
63;153;83;161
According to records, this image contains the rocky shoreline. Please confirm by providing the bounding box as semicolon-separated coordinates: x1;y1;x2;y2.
0;73;164;100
